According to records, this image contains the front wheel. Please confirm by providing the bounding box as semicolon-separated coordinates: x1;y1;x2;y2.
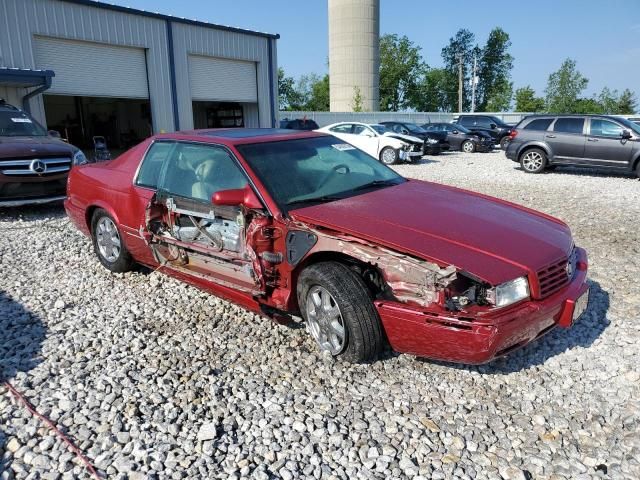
379;147;399;165
297;262;383;363
520;148;547;174
461;140;475;153
91;209;135;272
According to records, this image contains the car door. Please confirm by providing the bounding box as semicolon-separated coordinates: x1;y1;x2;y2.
547;117;586;163
443;124;463;149
328;123;357;143
143;141;268;295
584;118;634;168
348;124;380;158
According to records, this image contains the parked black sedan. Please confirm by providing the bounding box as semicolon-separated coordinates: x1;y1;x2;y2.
380;121;450;155
422;123;494;153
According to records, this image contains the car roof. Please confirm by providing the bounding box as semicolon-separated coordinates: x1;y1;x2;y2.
521;114;628;121
153;128;326;146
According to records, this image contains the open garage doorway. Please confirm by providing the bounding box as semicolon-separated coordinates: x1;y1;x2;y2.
43;95;152;158
192;101;259;129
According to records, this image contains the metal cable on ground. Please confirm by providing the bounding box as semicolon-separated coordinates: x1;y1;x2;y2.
2;381;101;479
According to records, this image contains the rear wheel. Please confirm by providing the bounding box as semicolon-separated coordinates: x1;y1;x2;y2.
380;147;399;165
500;136;511;149
91;209;135;272
636;162;640;179
461;140;475;153
520;148;547;174
297;262;383;363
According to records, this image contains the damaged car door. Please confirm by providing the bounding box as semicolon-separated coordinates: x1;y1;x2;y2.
144;141;266;294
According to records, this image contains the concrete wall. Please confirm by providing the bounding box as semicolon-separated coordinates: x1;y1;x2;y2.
0;0;278;131
328;0;380;112
280;111;534;127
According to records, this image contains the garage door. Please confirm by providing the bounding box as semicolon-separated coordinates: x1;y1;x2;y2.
188;55;257;103
33;37;148;98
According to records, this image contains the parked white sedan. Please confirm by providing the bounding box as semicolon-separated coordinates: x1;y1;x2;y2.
315;122;424;165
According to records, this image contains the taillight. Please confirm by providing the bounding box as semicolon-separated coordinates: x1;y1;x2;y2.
509;130;518;139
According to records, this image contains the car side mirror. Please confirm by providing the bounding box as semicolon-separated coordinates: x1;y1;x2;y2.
621;130;632;139
401;129;409;134
490;123;497;129
452;130;459;135
363;130;374;137
48;129;62;138
212;184;262;209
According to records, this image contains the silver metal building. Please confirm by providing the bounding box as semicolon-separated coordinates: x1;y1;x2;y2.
0;0;278;150
328;0;379;112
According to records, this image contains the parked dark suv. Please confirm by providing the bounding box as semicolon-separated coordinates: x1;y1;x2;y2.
455;115;514;149
0;99;87;207
505;114;640;176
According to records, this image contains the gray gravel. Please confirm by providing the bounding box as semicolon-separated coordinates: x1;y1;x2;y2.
1;149;639;479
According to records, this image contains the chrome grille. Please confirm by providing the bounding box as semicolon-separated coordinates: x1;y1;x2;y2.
0;157;71;176
537;256;570;298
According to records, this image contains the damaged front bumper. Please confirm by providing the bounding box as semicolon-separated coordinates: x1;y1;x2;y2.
376;247;589;364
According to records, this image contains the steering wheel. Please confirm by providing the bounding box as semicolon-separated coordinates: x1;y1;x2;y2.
316;164;351;190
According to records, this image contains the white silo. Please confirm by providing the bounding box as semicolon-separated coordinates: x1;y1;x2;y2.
328;0;380;112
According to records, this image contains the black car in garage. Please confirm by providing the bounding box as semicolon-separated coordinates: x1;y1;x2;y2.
379;121;450;155
422;122;494;153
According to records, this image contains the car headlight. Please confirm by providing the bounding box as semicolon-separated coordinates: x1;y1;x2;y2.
486;276;530;307
73;150;88;166
426;138;438;144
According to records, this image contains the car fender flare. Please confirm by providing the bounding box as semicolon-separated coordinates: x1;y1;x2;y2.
85;200;123;234
518;142;552;162
631;152;640;171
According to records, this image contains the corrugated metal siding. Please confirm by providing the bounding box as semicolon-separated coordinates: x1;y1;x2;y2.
172;22;274;130
0;0;277;132
33;36;149;98
188;55;256;102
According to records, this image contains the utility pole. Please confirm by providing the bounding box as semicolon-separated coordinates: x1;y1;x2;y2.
471;54;477;112
457;54;463;113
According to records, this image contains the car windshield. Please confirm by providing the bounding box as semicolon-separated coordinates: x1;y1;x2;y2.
370;125;387;135
451;123;471;133
617;117;640;135
403;123;427;134
0;110;48;136
237;136;406;211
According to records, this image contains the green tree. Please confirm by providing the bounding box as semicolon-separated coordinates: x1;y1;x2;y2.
301;74;330;111
278;67;298;111
380;34;428;111
514;86;546;112
441;29;477;111
598;87;620;114
414;68;458;112
545;59;589;113
352;86;364;112
477;27;514;112
574;97;604;114
617;88;638;114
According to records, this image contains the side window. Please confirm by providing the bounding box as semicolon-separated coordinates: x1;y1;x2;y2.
524;118;554;131
590;119;623;138
352;124;367;135
458;117;472;127
474;116;492;128
329;124;353;134
553;118;585;134
161;143;248;202
136;141;174;189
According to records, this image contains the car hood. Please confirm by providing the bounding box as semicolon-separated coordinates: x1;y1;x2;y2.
290;179;573;285
382;132;423;144
0;136;77;158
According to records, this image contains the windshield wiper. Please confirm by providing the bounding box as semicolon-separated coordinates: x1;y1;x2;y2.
286;195;343;207
350;179;403;192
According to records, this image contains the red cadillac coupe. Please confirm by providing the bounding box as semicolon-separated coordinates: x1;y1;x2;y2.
65;129;589;364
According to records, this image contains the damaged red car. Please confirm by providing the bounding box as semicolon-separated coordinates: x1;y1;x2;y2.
65;129;590;364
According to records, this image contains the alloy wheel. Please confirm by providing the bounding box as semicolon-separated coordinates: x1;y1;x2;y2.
462;141;474;153
305;285;346;355
381;148;397;164
522;151;544;172
96;217;121;262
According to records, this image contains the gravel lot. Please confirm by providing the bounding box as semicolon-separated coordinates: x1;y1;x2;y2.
1;149;639;480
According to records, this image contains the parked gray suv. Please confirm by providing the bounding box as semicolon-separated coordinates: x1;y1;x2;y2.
505;115;640;176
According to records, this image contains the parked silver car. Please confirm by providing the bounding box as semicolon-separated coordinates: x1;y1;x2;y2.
505;115;640;176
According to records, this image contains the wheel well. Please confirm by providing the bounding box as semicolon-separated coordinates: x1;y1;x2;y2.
633;155;640;173
85;206;98;232
290;251;388;311
518;145;548;162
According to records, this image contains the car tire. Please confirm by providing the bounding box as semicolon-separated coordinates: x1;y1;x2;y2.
500;136;511;150
461;140;475;153
636;162;640;179
91;209;135;272
379;147;399;165
297;261;384;363
519;148;547;174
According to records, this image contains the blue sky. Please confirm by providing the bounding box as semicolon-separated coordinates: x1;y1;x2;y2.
116;0;639;100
